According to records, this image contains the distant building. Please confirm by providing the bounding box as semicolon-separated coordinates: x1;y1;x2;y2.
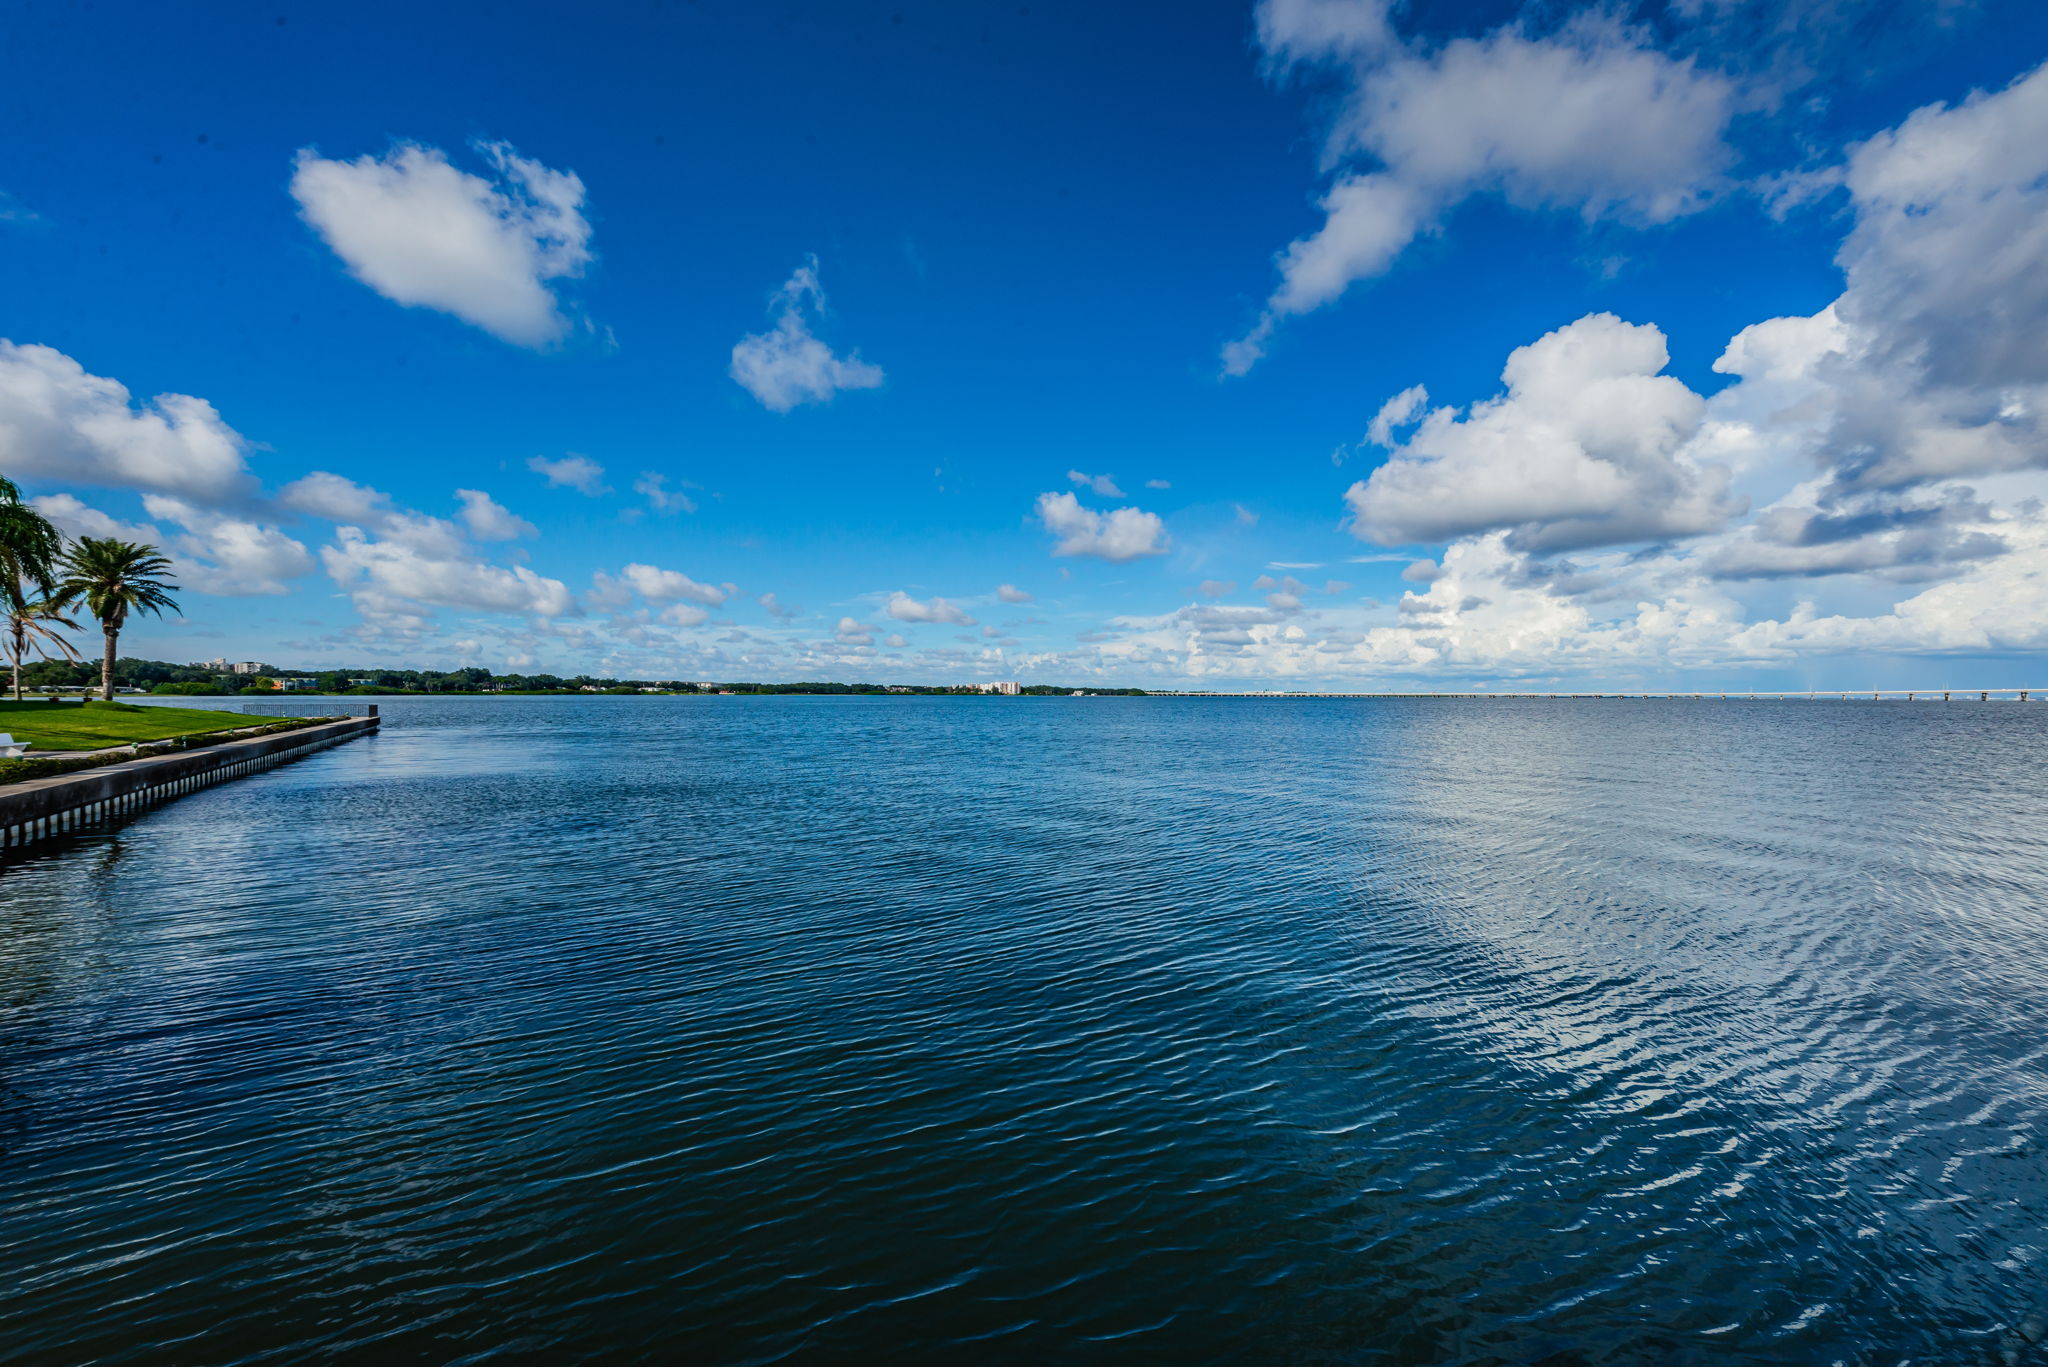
229;661;264;675
975;681;1021;695
273;677;318;691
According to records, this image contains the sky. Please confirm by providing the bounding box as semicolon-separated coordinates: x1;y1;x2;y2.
4;0;2048;689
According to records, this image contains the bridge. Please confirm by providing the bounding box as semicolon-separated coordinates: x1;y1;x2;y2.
1153;689;2043;701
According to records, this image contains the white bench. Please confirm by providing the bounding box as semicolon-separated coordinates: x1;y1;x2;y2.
0;733;32;759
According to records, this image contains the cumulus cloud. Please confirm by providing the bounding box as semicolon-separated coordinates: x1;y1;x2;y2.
1067;470;1125;498
35;491;310;598
1035;491;1170;562
886;591;975;625
729;257;884;411
1224;4;1736;373
759;592;799;619
322;527;576;617
835;616;877;645
291;140;592;346
279;470;389;523
528;454;609;495
1345;313;1742;552
1729;62;2048;497
996;584;1034;603
620;563;731;606
139;495;316;597
456;489;537;540
0;341;256;503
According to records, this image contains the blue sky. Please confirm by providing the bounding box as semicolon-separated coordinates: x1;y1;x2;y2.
5;0;2048;687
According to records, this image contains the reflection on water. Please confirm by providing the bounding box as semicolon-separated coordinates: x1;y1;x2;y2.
3;696;2046;1364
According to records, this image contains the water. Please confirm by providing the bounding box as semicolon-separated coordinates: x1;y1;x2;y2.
4;696;2047;1365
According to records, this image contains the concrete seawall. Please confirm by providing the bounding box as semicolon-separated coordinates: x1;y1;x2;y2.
0;714;379;854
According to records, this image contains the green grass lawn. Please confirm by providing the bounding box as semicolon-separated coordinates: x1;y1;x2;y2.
0;700;258;752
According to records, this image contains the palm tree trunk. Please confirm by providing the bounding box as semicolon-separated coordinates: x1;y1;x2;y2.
9;622;20;702
101;627;118;702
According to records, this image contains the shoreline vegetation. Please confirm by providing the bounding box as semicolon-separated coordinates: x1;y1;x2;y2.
0;701;342;783
15;657;1149;699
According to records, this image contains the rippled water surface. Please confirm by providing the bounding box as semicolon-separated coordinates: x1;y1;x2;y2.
5;696;2048;1364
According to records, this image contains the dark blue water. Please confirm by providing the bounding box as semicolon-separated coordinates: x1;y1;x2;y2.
4;696;2047;1364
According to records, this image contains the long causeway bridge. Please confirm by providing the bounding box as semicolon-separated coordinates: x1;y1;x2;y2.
1155;688;2043;700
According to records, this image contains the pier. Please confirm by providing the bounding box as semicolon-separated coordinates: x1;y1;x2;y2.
0;712;379;855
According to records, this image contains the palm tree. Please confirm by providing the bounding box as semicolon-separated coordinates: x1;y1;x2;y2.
0;474;65;598
56;538;181;702
5;596;83;701
0;476;73;700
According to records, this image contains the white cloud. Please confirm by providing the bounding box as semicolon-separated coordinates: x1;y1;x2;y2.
1225;8;1735;372
634;472;698;515
31;493;157;543
1145;478;1172;490
291;140;591;346
729;257;885;411
322;526;576;617
996;583;1034;604
527;454;609;495
1067;470;1125;498
660;603;711;628
620;562;731;606
835;616;877;645
279;470;390;524
759;592;799;619
0;341;256;503
1345;313;1742;552
33;491;311;598
455;489;537;540
1366;383;1428;446
139;495;316;597
1035;491;1170;562
885;591;975;625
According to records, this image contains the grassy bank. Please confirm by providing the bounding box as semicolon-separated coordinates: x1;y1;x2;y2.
0;700;260;752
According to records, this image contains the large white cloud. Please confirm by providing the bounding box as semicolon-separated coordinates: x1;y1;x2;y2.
0;341;256;503
1035;491;1170;562
34;491;312;599
729;257;884;412
322;527;576;618
1345;314;1741;552
291;141;592;347
141;496;316;597
1224;4;1736;373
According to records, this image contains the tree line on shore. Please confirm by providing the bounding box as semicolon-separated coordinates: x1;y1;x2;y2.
12;656;1148;697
